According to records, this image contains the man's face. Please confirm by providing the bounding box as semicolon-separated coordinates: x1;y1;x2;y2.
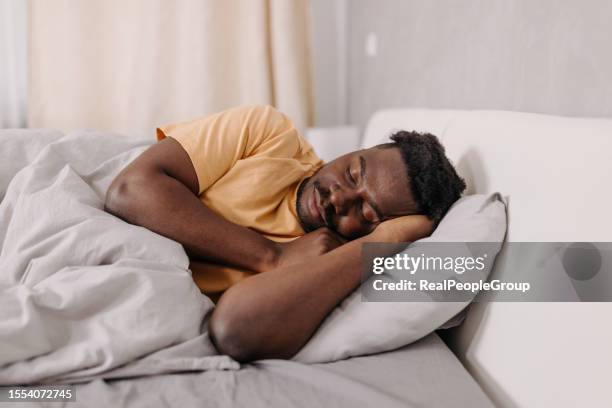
297;146;419;240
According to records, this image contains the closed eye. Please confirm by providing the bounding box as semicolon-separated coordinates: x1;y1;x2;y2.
346;167;356;185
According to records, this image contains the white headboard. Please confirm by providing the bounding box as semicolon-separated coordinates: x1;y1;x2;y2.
363;109;612;408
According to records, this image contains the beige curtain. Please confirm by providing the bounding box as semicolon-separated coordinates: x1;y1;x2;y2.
28;0;313;136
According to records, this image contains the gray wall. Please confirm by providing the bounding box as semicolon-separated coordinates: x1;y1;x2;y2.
310;0;347;126
313;0;612;130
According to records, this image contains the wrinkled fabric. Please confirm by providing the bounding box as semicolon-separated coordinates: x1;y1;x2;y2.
0;130;238;385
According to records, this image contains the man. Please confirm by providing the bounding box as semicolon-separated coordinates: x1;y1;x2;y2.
105;105;465;362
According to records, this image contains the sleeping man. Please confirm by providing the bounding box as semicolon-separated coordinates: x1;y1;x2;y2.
105;105;466;362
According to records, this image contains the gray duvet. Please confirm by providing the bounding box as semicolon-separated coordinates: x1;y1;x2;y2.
0;130;236;385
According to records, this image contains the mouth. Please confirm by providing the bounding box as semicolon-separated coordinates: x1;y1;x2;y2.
310;185;326;226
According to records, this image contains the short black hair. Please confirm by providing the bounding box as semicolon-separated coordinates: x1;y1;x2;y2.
379;130;466;222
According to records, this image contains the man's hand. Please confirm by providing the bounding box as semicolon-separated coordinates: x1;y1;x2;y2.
266;216;433;271
368;215;434;243
272;227;347;269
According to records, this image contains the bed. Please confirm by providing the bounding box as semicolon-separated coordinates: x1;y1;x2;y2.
0;127;493;407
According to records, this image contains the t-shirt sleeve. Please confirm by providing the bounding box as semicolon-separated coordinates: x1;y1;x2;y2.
156;105;298;194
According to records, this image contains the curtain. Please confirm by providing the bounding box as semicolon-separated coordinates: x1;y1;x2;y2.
28;0;313;136
0;0;27;128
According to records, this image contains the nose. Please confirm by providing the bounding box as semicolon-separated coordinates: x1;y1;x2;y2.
329;183;359;215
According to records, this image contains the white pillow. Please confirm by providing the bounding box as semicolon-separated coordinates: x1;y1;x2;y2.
293;193;507;363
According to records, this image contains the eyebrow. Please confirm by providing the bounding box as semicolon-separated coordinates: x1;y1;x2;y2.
359;155;384;221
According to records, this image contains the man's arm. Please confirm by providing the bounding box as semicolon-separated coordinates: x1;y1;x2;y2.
105;137;280;273
209;215;433;362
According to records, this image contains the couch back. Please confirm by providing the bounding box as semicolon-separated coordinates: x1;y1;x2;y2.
363;109;612;408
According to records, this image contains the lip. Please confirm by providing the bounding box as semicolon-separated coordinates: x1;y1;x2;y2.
310;185;325;226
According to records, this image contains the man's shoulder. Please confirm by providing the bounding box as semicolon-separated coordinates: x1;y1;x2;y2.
221;104;287;122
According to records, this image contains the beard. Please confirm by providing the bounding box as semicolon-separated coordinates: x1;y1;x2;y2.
296;177;317;233
296;177;336;233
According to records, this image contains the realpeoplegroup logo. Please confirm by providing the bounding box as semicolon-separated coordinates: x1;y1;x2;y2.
361;242;610;302
370;278;531;294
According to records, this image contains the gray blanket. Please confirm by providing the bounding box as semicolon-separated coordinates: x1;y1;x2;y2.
0;130;238;385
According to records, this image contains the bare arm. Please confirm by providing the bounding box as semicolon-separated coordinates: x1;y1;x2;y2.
209;215;433;362
104;137;279;272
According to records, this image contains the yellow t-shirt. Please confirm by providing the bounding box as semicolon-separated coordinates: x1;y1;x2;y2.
156;105;323;297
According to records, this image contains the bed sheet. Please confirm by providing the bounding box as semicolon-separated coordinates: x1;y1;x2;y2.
26;333;493;408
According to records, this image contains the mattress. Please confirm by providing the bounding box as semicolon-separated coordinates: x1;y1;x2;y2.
52;333;492;408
